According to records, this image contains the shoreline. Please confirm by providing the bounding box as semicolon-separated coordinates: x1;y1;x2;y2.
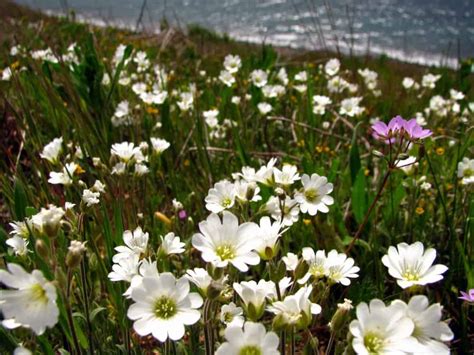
20;4;464;70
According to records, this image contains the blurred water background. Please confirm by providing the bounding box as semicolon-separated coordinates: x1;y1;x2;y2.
14;0;474;68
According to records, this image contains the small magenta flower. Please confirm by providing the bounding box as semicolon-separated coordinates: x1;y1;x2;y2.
403;118;432;140
372;115;432;143
459;289;474;303
178;210;187;220
371;115;405;143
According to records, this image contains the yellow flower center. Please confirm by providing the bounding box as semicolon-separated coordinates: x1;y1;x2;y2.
304;188;319;202
402;268;420;281
30;283;48;304
216;245;235;261
222;197;233;208
154;296;177;319
239;346;262;355
364;332;384;354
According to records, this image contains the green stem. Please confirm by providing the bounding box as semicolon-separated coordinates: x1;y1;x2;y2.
280;330;286;355
346;167;392;253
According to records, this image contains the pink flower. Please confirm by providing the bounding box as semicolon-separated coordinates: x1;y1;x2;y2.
459;289;474;303
371;115;432;143
403;118;432;140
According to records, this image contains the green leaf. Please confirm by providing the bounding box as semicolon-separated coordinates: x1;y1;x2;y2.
90;306;106;322
13;179;27;220
351;170;368;224
349;122;363;185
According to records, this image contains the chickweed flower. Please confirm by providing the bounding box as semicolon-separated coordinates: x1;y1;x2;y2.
381;242;448;289
349;299;419;354
220;302;244;327
0;263;59;335
40;137;63;164
393;295;454;353
192;211;260;272
205;180;237;213
457;157;474;185
127;272;202;342
215;321;279;355
159;232;185;255
295;173;334;216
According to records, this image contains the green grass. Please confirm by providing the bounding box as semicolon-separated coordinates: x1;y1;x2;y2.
0;1;473;354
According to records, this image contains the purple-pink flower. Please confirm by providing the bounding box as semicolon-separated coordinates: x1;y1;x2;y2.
459;289;474;303
371;115;432;143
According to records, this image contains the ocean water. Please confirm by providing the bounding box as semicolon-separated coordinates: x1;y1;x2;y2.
14;0;474;68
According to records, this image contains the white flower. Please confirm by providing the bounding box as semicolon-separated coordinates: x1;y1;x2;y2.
294;71;307;82
140;90;168;105
299;247;328;284
205;180;237;213
0;263;59;335
108;254;140;282
203;109;220;128
48;162;78;185
268;285;321;328
312;95;332;115
339;97;364;117
150;137;170;155
220;302;244;327
273;164;300;186
2;67;12;81
349;299;419;354
266;196;300;226
219;70;236;87
111;142;145;163
113;227;149;262
31;205;65;235
293;84;307;93
9;220;31;238
124;259;160;298
327;76;349;93
192;211;260;272
250;69;268;88
450;89;464;101
82;189;100;206
295;173;334;216
255;158;277;185
402;77;415;89
325;250;360;286
6;236;29;256
381;242;448;289
111;162;126;175
233;280;274;318
68;240;87;254
457;157;474;185
177;92;194;112
112;100;132;127
254;216;286;258
257;102;272;115
92;180;106;193
277;67;289;85
234;180;261;202
134;163;149;176
160;232;185;255
262;85;285;98
185;268;213;295
40;137;63;163
223;54;242;74
325;58;340;76
127;273;202;342
14;346;32;355
215;321;279;355
393;295;454;354
231;96;241;105
422;73;441;89
282;252;299;271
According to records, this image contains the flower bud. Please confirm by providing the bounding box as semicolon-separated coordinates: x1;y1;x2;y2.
329;298;353;333
66;240;87;269
35;239;49;260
